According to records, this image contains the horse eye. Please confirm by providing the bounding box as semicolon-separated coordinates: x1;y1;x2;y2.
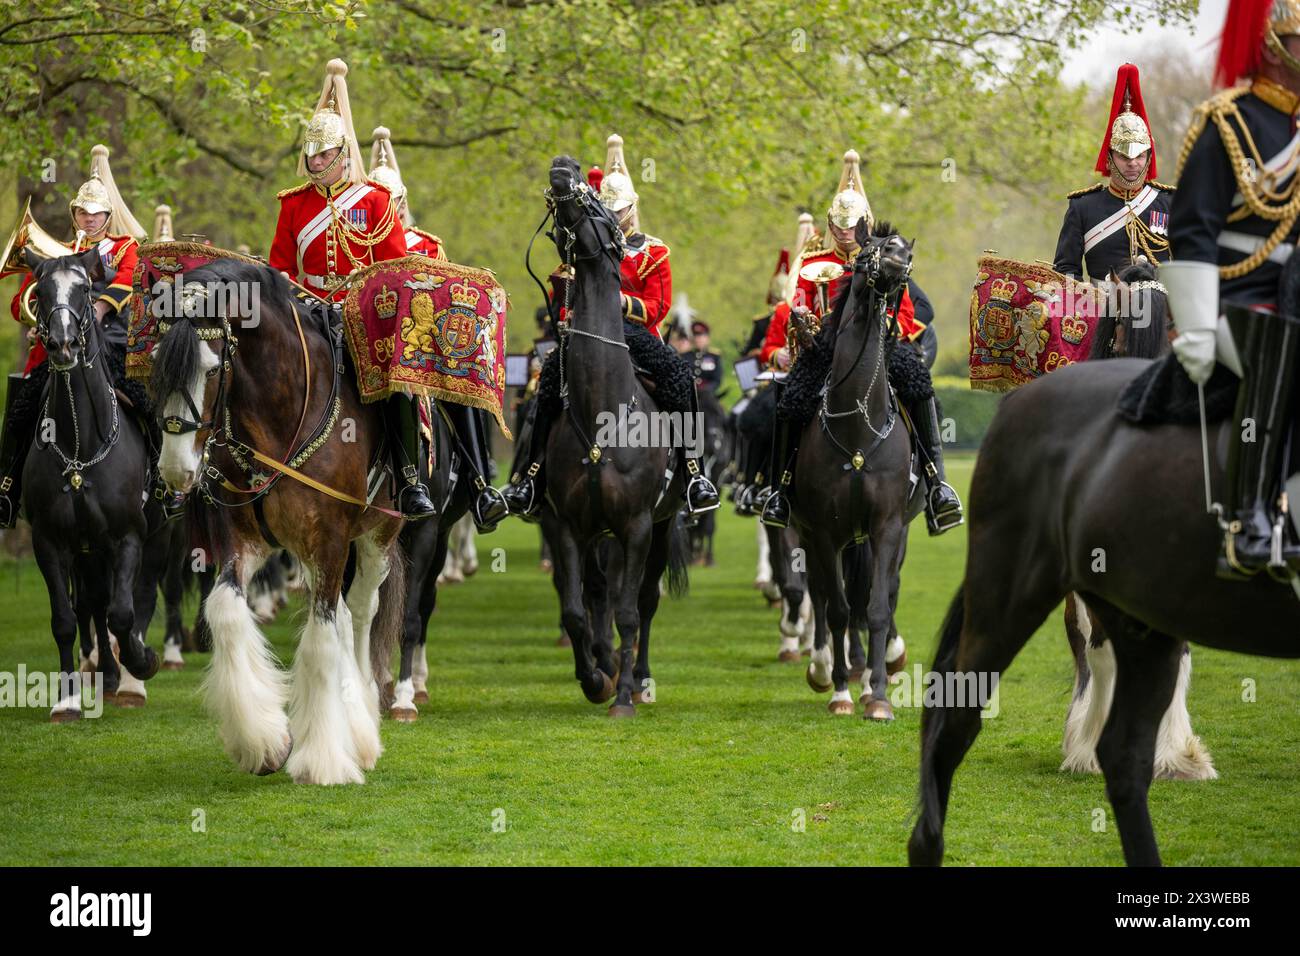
205;366;220;379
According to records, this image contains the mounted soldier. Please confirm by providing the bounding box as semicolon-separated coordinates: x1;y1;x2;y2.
1054;63;1174;282
366;125;507;531
1;144;146;528
267;59;438;522
758;150;961;534
1163;0;1300;578
501;133;720;520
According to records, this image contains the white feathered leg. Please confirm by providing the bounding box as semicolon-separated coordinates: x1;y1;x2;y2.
1061;595;1111;774
202;568;290;775
343;535;389;770
1154;648;1217;780
755;523;771;587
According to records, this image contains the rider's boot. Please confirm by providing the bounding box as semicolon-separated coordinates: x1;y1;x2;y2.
501;400;553;523
1217;306;1300;579
385;394;436;521
760;417;799;529
0;374;35;529
914;394;963;536
447;402;508;533
681;387;720;517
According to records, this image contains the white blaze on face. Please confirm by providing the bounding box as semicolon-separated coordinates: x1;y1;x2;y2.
158;341;219;491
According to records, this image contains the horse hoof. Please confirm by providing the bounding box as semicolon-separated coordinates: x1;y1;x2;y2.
162;660;185;671
412;690;429;704
583;670;616;704
862;698;895;722
255;734;293;776
391;706;418;723
608;703;636;719
828;698;854;716
848;663;867;683
806;667;832;694
130;647;161;681
801;648;812;658
777;649;801;663
887;650;907;677
50;709;82;724
766;597;782;609
556;634;572;648
114;692;146;709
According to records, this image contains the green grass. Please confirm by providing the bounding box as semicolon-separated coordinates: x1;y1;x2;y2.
0;453;1296;866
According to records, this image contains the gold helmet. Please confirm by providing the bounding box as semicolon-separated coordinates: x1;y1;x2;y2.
598;133;640;221
1109;110;1152;160
783;212;822;304
69;144;145;242
369;126;412;227
297;58;366;186
827;149;872;231
153;205;174;242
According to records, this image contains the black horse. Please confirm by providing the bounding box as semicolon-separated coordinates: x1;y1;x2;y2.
22;249;160;719
688;386;731;565
909;265;1300;865
785;222;922;720
542;156;688;716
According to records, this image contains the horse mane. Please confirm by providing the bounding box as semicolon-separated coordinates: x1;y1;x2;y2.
1088;260;1170;361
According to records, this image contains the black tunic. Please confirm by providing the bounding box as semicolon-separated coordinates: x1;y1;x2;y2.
1053;181;1174;281
1169;89;1300;306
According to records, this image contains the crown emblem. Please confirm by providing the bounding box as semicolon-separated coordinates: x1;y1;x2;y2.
449;280;481;310
374;284;398;320
989;276;1017;304
1061;315;1087;345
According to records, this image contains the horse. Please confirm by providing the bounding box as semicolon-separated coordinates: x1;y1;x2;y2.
688;386;731;566
909;282;1300;866
1060;262;1215;782
542;155;689;716
786;221;922;720
21;249;161;721
386;401;475;721
149;258;405;784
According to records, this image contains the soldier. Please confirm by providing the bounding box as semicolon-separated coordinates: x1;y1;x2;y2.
366;125;507;531
501;133;720;519
1;144;146;528
758;150;961;535
690;320;723;394
742;243;793;359
1054;63;1174;282
1163;0;1300;577
269;60;436;522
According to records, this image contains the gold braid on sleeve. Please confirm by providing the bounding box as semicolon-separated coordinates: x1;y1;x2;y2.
1176;87;1300;279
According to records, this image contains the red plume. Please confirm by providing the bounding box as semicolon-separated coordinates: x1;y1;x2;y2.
1093;63;1157;180
1215;0;1275;87
586;165;604;192
773;248;790;277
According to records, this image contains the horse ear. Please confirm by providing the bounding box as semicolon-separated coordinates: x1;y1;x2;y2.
854;218;871;248
78;246;104;284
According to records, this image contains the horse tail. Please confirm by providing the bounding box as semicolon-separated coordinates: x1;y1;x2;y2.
666;514;691;598
911;582;965;865
842;541;871;629
369;537;408;689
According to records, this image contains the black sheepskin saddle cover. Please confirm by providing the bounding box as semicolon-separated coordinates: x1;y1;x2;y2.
11;343;157;447
777;324;934;426
536;320;695;417
1116;354;1238;426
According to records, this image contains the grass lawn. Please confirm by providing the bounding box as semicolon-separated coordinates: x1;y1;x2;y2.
0;453;1296;866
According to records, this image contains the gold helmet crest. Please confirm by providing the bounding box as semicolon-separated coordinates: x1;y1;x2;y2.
598;134;640;213
153;204;174;242
827;149;872;231
298;59;366;186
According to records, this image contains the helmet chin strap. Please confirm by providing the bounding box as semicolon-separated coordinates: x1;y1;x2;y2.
1267;30;1300;77
307;149;346;185
1108;153;1149;192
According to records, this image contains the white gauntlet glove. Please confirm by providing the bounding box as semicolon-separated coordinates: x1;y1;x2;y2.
1160;260;1221;385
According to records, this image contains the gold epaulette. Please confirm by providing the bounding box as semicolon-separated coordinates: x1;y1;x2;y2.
1149;180;1176;191
1174;86;1251;182
277;181;313;200
409;226;443;245
799;246;836;260
366;177;392;195
641;233;668;251
1066;182;1105;199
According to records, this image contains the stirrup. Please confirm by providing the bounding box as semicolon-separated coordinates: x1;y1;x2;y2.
685;473;720;516
472;483;508;532
760;491;790;529
925;482;963;536
398;481;437;521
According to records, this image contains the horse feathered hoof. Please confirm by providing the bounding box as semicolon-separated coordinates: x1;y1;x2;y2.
778;649;801;663
255;734;293;776
582;670;616;704
828;697;854;716
114;691;146;708
608;702;636;718
862;698;895;722
50;708;82;724
391;705;418;723
412;689;430;704
887;649;907;676
848;660;867;683
806;666;832;694
125;645;161;682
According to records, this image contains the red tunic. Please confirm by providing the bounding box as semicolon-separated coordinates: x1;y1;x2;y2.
9;233;137;375
760;246;919;366
403;226;446;261
269;178;407;302
619;234;671;336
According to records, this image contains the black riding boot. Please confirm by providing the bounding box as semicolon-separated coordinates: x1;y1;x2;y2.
447;403;508;533
913;395;963;536
501;399;553;523
385;395;436;521
682;387;720;517
1217;306;1300;579
761;417;799;529
0;374;35;529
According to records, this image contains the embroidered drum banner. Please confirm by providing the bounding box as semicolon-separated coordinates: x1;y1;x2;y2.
968;256;1099;393
126;241;264;380
344;256;511;437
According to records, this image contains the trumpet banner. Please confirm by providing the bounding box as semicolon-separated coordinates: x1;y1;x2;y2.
968;256;1099;393
344;256;510;437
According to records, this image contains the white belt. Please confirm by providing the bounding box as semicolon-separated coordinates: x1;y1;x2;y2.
1217;230;1296;266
